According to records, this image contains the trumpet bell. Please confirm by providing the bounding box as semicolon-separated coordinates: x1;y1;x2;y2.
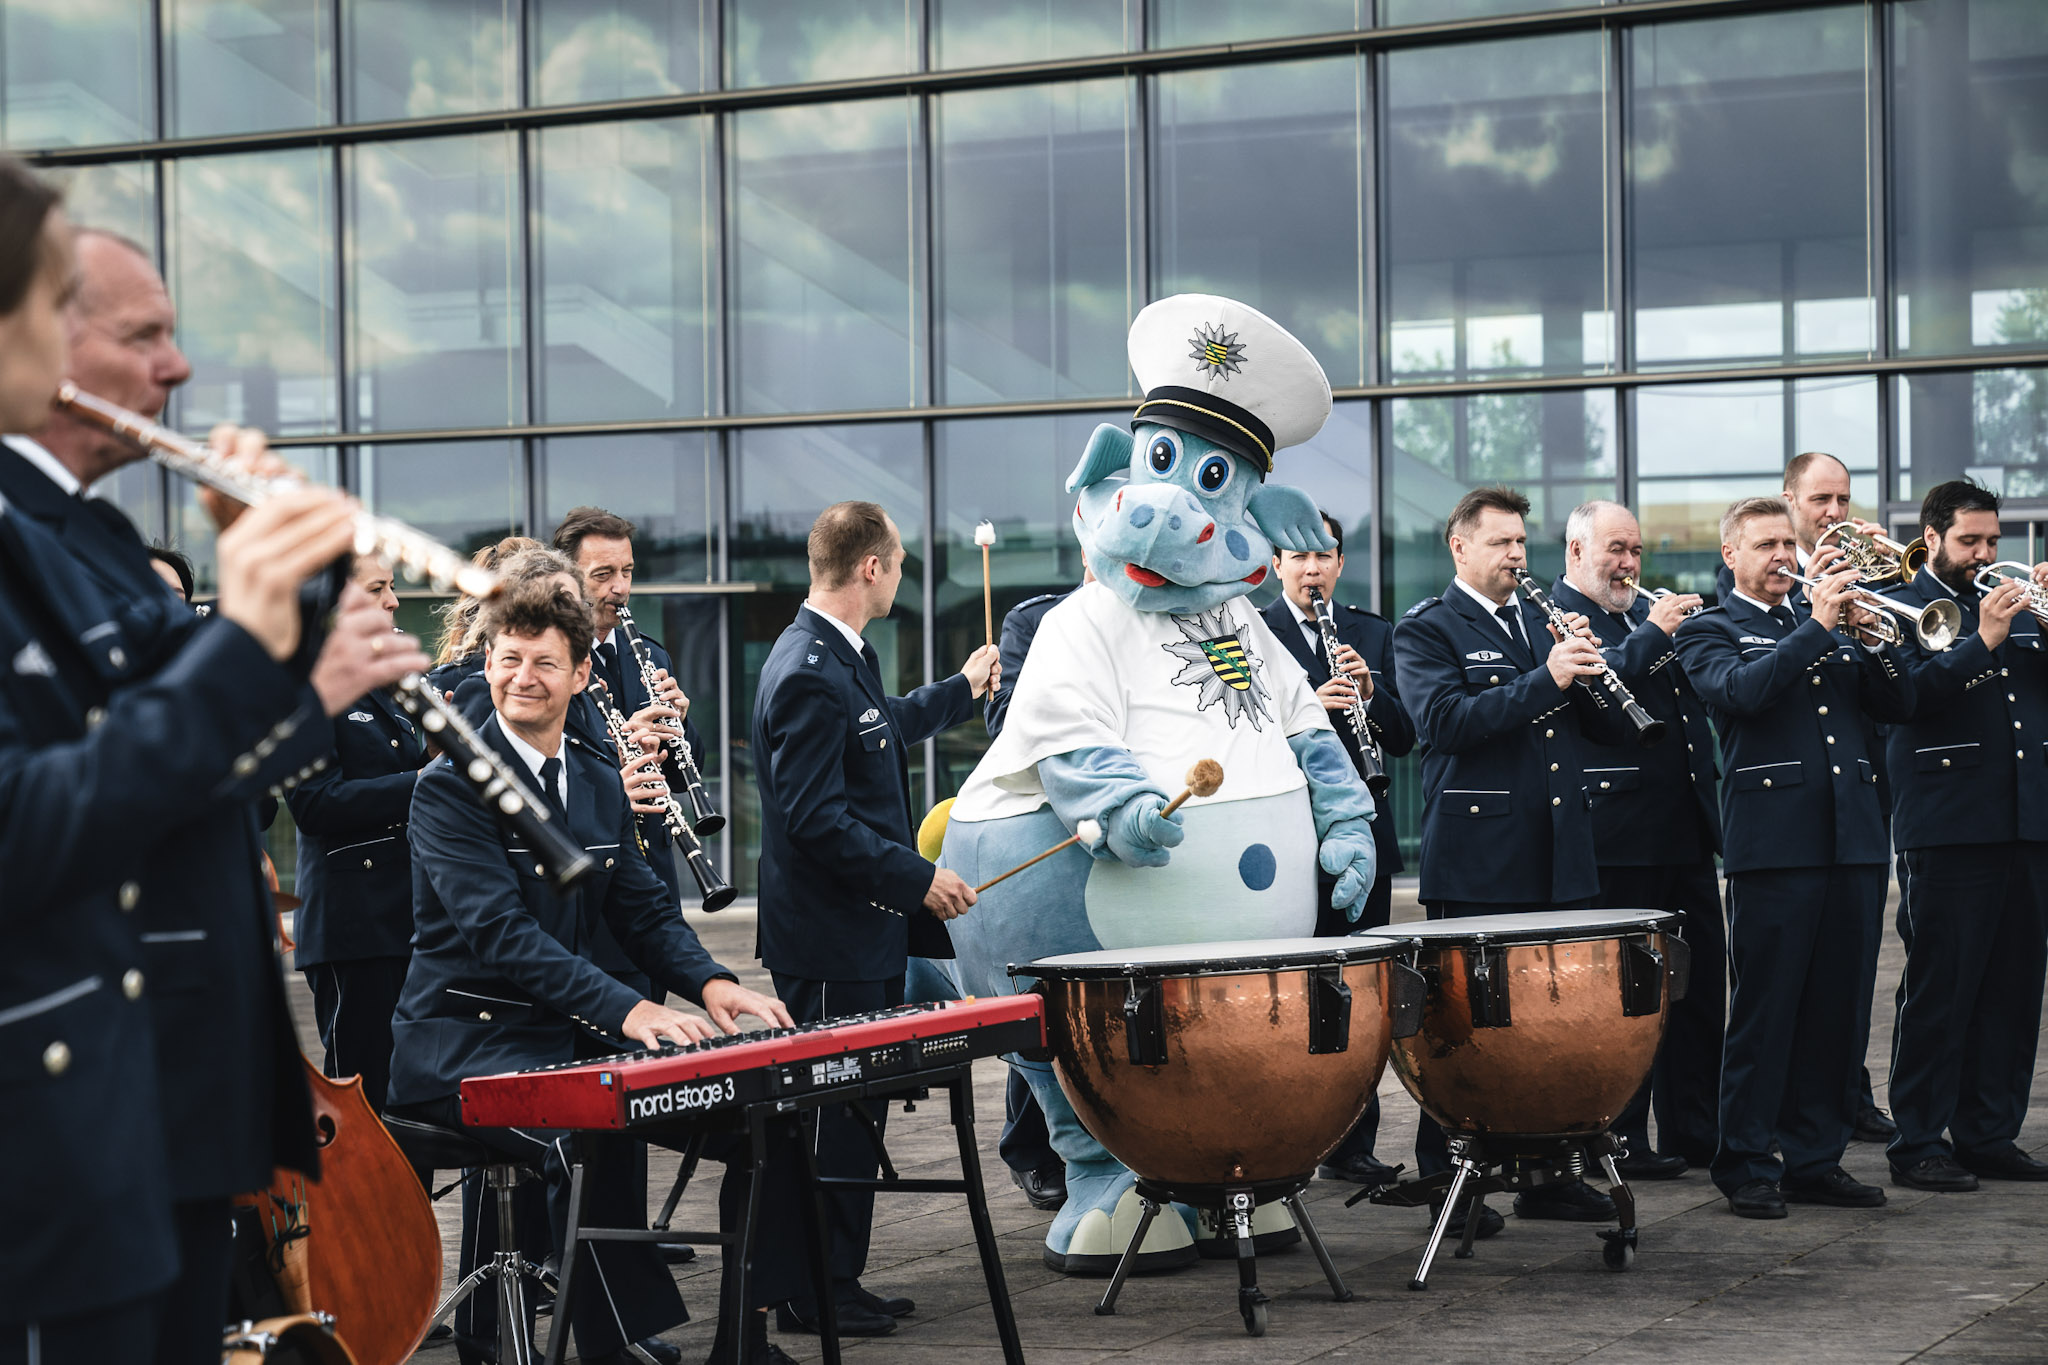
1917;597;1963;652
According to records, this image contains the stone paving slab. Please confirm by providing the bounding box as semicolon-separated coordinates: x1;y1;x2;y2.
285;882;2048;1362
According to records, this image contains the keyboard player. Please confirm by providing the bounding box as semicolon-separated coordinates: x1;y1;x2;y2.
386;577;792;1365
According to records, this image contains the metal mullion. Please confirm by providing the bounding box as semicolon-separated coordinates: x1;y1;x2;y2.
1872;0;1894;359
921;418;938;809
917;89;936;409
1362;42;1380;389
520;126;539;430
1610;20;1631;378
26;0;1862;168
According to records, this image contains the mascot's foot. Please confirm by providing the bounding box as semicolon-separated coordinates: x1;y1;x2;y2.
1045;1186;1198;1277
1189;1199;1301;1259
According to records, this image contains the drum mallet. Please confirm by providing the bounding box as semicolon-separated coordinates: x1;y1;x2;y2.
975;519;997;647
975;759;1223;892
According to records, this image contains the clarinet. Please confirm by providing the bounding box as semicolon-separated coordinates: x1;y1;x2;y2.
588;677;738;913
1305;587;1390;798
1511;569;1666;750
54;382;594;887
614;605;724;836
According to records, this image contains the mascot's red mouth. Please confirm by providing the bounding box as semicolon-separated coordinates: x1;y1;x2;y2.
1242;566;1268;587
1125;564;1169;587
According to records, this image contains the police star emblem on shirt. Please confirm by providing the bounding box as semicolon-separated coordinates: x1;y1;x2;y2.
1188;321;1247;381
1164;607;1272;729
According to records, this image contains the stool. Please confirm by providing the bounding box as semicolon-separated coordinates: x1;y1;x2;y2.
385;1115;554;1365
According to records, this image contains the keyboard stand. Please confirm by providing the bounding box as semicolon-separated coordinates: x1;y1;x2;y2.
546;1060;1024;1365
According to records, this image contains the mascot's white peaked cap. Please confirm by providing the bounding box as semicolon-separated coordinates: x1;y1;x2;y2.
1127;294;1333;470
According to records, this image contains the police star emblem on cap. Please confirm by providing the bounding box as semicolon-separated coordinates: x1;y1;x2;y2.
1189;322;1247;380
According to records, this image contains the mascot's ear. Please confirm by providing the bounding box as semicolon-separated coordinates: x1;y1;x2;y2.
1247;483;1336;553
1066;424;1133;494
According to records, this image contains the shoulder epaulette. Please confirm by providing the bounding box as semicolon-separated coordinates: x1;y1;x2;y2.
1338;602;1388;622
1016;592;1063;609
1403;596;1442;618
797;638;830;670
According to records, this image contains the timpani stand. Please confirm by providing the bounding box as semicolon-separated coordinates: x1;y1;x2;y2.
544;1060;1026;1365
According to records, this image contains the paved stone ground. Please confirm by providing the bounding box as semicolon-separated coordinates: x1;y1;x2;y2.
287;884;2048;1363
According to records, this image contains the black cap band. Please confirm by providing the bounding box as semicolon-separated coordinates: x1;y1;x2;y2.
1131;385;1275;474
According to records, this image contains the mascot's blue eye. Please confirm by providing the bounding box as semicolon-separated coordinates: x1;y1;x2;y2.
1196;454;1232;494
1147;437;1179;476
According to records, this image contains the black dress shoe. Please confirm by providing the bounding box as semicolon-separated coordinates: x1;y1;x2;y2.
1958;1145;2048;1181
1891;1155;1979;1192
1514;1178;1616;1222
1430;1199;1504;1240
704;1310;799;1364
659;1242;697;1265
844;1283;914;1318
1011;1164;1067;1210
1852;1105;1898;1142
1318;1152;1401;1188
1614;1150;1690;1181
1782;1166;1886;1207
775;1299;896;1337
1726;1179;1787;1219
586;1339;682;1365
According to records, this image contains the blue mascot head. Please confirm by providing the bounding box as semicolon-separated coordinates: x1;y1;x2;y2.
1069;295;1338;615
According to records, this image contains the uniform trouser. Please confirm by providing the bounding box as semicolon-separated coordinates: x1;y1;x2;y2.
1597;861;1727;1163
407;1094;683;1360
0;1290;161;1365
770;972;905;1304
151;1199;235;1365
304;955;409;1115
1887;842;2048;1168
999;1068;1060;1177
1318;866;1396;1164
1414;899;1591;1182
1713;865;1885;1195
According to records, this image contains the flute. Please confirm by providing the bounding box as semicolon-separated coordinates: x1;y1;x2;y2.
55;382;595;888
1511;569;1666;750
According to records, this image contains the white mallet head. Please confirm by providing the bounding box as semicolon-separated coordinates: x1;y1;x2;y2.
1075;819;1102;846
973;520;997;547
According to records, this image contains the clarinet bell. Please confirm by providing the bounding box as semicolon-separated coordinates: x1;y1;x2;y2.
685;781;726;837
687;846;738;913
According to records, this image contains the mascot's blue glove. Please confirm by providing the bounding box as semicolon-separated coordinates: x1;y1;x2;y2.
1038;747;1184;869
1288;729;1379;922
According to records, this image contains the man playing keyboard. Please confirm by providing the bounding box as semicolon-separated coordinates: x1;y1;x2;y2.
387;577;792;1365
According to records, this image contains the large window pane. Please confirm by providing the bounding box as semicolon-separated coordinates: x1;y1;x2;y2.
1150;0;1361;48
935;80;1136;403
169;449;340;596
1635;375;1878;594
726;0;918;88
1154;57;1366;387
540;432;718;584
1;2;153;146
52;162;155;251
1897;368;2048;501
356;441;522;561
1258;400;1375;608
166;0;333;137
1386;33;1610;381
537;119;716;422
1631;7;1874;368
732;99;921;414
347;0;514;120
1893;0;2048;357
348;134;523;432
729;422;925;894
534;0;714;104
167;151;338;438
935;0;1132;69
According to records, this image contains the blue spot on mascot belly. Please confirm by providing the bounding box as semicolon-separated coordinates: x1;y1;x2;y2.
934;294;1380;1274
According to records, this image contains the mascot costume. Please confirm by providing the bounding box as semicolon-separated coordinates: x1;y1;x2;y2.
940;295;1381;1273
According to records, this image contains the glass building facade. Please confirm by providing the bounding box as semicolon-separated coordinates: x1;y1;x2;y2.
10;0;2046;879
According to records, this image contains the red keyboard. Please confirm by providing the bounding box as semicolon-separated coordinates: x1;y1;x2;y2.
460;996;1045;1131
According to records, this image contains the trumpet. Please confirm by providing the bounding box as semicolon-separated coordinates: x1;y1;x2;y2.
1773;567;1962;651
1813;522;1928;585
1512;569;1666;748
1620;575;1702;618
54;382;597;887
615;605;725;836
1971;562;2048;624
1305;587;1389;798
588;676;737;912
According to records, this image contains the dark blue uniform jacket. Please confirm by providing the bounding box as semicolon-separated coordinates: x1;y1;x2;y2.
985;591;1069;741
1880;568;2048;850
752;606;976;982
389;715;733;1105
1392;582;1637;906
289;689;428;966
1260;593;1414;877
1548;578;1722;866
1674;594;1915;873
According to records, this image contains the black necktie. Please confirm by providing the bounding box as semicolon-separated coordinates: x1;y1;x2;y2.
1769;605;1797;633
596;640;623;700
860;641;884;688
537;756;568;823
1494;603;1528;655
1303;619;1325;661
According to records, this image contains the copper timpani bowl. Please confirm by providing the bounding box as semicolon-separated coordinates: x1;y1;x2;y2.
1362;910;1684;1138
1017;937;1420;1188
